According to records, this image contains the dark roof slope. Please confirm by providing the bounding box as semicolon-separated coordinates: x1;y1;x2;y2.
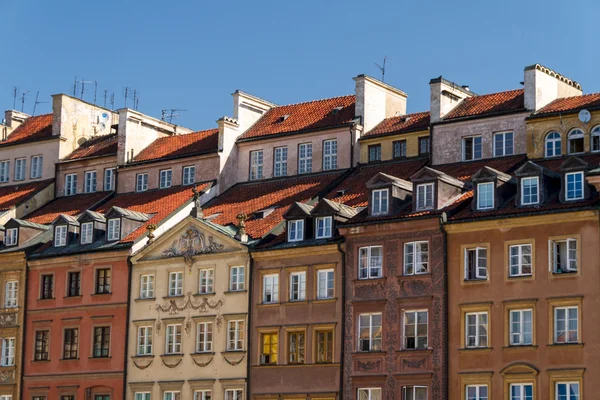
63;133;118;161
362;111;430;139
443;89;525;121
25;192;112;224
133;129;219;163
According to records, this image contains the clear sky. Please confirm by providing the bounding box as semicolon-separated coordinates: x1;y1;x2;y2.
1;0;598;129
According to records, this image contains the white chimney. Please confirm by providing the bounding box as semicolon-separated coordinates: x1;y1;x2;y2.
429;77;475;123
354;75;407;133
524;64;583;112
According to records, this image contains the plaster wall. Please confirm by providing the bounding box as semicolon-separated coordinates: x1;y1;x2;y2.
524;67;582;112
56;155;117;196
359;130;429;163
0;140;59;186
354;75;407;132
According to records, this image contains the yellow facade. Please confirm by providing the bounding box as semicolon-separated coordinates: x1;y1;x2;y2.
359;129;429;163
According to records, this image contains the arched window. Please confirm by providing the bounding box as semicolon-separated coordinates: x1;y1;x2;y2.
545;132;562;157
591;126;600;152
568;129;584;154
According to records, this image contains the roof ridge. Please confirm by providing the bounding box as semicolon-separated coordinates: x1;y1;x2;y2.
270;94;355;109
467;88;523;98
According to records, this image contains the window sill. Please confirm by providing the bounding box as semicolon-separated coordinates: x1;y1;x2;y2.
132;354;155;359
507;274;533;280
258;302;279;308
162;295;185;300
161;353;183;358
395;348;432;353
552;271;578;276
91;293;112;297
458;347;492;353
224;290;248;294
221;350;246;355
503;345;538;351
32;359;51;363
60;358;80;361
64;295;82;299
194;292;216;297
89;356;111;359
462;279;489;284
399;273;431;279
312;298;336;304
353;277;386;284
134;297;156;302
38;297;55;301
285;300;308;305
548;342;583;348
192;351;215;356
351;350;385;355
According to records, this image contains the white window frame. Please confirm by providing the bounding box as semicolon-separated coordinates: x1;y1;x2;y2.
65;173;77;196
5;228;18;246
358;313;382;352
565;171;584;201
371;188;389;215
510;383;533;400
84;170;97;193
554;306;578;344
521;176;539;205
551;238;577;273
403;241;429;275
165;324;182;354
465;311;488;348
31;155;43;178
135;393;151;400
592;126;600;152
493;131;514;157
358;246;382;279
227;320;244;351
298;143;312;174
477;182;494;210
163;391;180;400
107;218;121;241
136;173;149;192
402;386;428;400
555;382;579;400
394;140;407;159
224;389;243;400
182;166;195;186
54;225;67;247
287;219;304;242
509;244;532;277
369;145;381;162
289;271;306;301
273;146;288;177
14;158;25;181
229;266;245;291
198;269;214;294
262;274;279;304
509;309;533;346
357;388;381;400
315;216;332;239
462;136;482;161
545;131;562;157
416;183;434;211
0;161;9;183
104;168;115;191
4;281;17;308
168;271;183;297
465;385;488;400
0;338;14;366
137;326;153;355
317;268;334;299
568;128;584;154
403;310;428;350
196;321;213;353
250;150;263;180
194;390;212;400
159;169;172;189
323;139;337;171
464;247;488;280
81;221;93;244
140;274;155;299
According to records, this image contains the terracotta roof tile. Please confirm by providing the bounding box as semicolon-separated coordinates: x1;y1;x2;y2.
433;154;527;181
443;89;525;121
238;95;355;141
133;129;219;163
95;183;210;242
25;191;112;224
362;111;430;139
533;153;600;172
0;114;53;147
0;179;54;212
63;133;118;161
535;93;600;115
203;171;347;239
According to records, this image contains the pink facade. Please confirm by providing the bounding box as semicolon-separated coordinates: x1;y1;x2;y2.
56;156;118;196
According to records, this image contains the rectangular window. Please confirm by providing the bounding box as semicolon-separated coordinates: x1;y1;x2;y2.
31;155;43;178
368;145;381;162
14;158;25;181
93;326;110;357
316;330;333;363
323;139;337;170
359;246;382;279
196;322;213;353
227;320;244;351
419;137;430;155
84;171;97;193
1;338;14;366
4;281;17;308
556;382;579;400
224;390;243;400
163;392;180;400
54;225;67;247
509;244;532;277
194;391;211;400
67;271;81;297
466;385;488;400
510;309;533;346
165;324;182;354
107;218;120;241
140;274;155;299
287;219;304;242
34;330;49;360
404;310;428;349
81;221;93;244
521;177;539;205
40;274;54;299
104;168;115;191
159;169;172;189
371;188;389;215
199;269;214;294
288;331;305;363
137;326;153;355
416;183;434;210
315;216;332;239
358;313;382;352
317;269;334;299
136;173;148;192
65;173;77;196
465;312;488;348
169;271;183;296
289;271;306;301
260;332;278;364
0;161;9;182
465;247;488;280
182;166;196;185
510;383;533;400
250;150;263;180
298;143;313;174
566;172;584;200
404;241;429;275
477;182;494;210
494;131;514;157
554;306;578;343
63;328;78;359
262;274;279;304
393;140;407;159
5;228;17;246
357;388;381;400
135;393;151;400
273;147;288;177
402;386;428;400
463;136;482;161
551;238;577;273
95;268;111;294
229;266;245;291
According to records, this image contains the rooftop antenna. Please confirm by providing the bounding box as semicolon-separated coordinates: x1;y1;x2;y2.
93;81;98;105
73;76;78;97
124;87;129;108
78;78;94;100
19;90;30;112
12;87;17;110
103;90;108;108
374;56;387;82
110;93;115;110
32;91;48;116
161;108;187;124
133;89;140;111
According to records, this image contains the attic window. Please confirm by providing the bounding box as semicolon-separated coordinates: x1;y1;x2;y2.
315;217;332;239
5;228;18;246
416;183;434;211
331;106;343;115
254;207;278;219
288;219;304;242
81;222;93;244
336;189;348;197
476;182;494;210
276;114;290;123
371;189;389;216
54;225;67;247
107;218;121;241
521;177;539;205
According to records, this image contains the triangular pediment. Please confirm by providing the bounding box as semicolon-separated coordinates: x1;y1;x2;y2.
515;161;543;176
410;166;442;182
366;172;412;191
472;166;514;183
283;202;314;219
560;156;588;171
311;198;359;219
52;214;79;226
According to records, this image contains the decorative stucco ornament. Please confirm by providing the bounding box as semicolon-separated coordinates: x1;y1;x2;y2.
162;226;224;272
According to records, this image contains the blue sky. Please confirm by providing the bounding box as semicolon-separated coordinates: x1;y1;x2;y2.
1;0;598;129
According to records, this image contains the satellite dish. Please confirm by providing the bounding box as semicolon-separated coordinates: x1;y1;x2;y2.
97;122;106;132
101;112;109;121
578;109;591;123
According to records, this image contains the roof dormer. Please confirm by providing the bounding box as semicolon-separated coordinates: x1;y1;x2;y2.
310;198;359;239
471;166;516;211
410;167;467;212
77;210;107;245
283;202;314;243
3;219;47;248
558;156;590;202
104;206;152;242
514;161;560;207
51;214;80;247
365;172;412;217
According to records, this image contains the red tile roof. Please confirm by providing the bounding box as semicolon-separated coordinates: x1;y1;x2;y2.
0;179;54;212
534;153;600;172
95;183;210;242
535;93;600;115
433;154;527;181
25;191;112;224
238;95;355;141
133;129;219;163
443;89;525;121
203;171;347;238
0;114;53;147
63;133;117;161
362;111;430;139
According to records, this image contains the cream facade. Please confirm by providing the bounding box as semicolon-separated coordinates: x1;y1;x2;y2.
359;129;429;163
127;216;249;400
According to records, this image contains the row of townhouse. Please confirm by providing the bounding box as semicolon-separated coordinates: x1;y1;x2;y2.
0;63;596;400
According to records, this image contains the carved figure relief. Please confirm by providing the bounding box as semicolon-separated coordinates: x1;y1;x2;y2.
0;313;17;327
162;226;224;271
155;293;224;337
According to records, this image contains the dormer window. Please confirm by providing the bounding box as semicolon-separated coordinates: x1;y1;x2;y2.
521;177;539;205
5;228;17;246
568;129;584;154
54;225;67;247
287;220;304;242
315;217;332;239
416;183;434;211
476;182;494;210
372;189;389;215
81;222;93;244
107;218;121;241
565;172;584;201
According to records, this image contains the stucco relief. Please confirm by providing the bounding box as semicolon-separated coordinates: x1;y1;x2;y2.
0;369;14;383
155;293;224;336
0;312;18;327
162;226;224;271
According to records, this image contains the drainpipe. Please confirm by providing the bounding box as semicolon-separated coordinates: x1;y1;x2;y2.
123;256;134;400
337;240;346;400
19;255;28;400
349;125;355;168
440;212;449;399
246;250;254;398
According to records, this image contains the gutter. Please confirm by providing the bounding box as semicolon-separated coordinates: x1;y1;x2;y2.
439;213;449;399
337;240;346;400
444;204;598;225
123;257;134;400
431;109;529;126
246;250;254;398
236;123;355;144
20;254;28;400
120;149;219;168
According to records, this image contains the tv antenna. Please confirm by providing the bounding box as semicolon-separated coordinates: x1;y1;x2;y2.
78;78;96;101
374;56;387;82
19;90;30;112
32;91;49;116
161;108;187;124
